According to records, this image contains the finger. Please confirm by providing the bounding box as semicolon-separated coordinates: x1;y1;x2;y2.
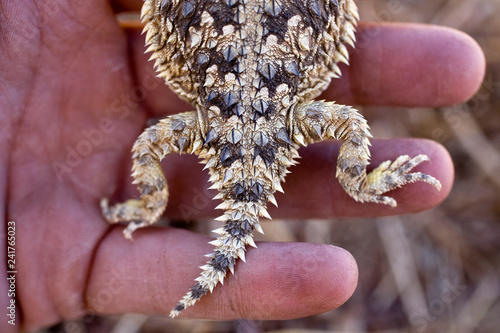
114;138;452;220
324;22;485;107
124;23;484;116
86;228;358;319
278;138;453;219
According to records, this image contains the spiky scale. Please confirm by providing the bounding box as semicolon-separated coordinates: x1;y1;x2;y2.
268;193;278;207
204;128;218;145
222;45;239;62
246;236;257;248
273;181;284;193
254;223;264;234
264;0;282;17
259;62;277;80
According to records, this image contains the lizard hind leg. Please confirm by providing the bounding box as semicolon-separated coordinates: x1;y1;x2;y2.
291;101;442;207
101;111;202;239
100;154;168;239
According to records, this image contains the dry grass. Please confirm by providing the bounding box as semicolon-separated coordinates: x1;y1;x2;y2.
50;0;500;332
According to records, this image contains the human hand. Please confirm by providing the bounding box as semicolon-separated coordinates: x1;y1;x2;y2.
0;0;484;331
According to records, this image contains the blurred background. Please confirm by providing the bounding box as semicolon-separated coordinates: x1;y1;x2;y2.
47;0;499;332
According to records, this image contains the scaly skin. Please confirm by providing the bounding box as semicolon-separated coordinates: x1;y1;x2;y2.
101;0;441;318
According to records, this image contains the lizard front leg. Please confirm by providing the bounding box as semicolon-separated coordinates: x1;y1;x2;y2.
290;101;442;207
101;111;202;239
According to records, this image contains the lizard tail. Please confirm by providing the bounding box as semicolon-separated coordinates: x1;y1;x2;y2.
169;133;297;318
168;125;299;317
169;203;265;318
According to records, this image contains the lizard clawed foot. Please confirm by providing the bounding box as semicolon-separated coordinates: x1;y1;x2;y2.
100;198;161;239
361;154;442;207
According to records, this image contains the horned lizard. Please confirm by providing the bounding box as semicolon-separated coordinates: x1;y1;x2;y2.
101;0;442;318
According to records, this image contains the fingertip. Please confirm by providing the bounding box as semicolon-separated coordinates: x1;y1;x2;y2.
418;139;454;206
210;243;358;320
319;245;359;309
330;23;486;107
429;26;486;106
